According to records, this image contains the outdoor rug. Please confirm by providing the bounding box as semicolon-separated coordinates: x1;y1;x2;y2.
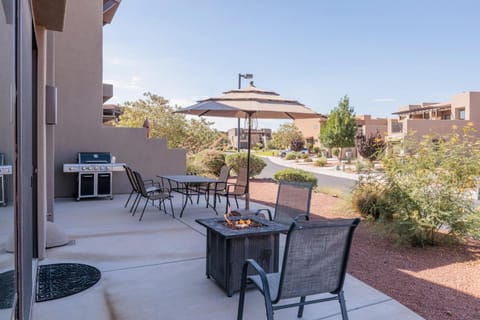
36;263;101;302
0;270;15;309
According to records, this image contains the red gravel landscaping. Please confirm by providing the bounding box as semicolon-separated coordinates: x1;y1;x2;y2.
249;179;480;320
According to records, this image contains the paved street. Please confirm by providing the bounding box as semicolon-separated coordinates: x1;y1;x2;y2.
257;157;357;193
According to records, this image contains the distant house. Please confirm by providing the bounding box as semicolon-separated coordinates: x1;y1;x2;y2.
295;115;387;157
102;104;123;125
227;128;272;149
387;91;480;141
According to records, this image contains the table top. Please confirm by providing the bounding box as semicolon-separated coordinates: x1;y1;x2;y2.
196;216;289;238
158;175;219;184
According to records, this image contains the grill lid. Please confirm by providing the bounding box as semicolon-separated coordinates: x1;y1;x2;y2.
78;152;112;164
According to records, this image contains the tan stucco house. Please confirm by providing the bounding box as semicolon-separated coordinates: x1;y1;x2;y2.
0;1;186;318
387;91;480;141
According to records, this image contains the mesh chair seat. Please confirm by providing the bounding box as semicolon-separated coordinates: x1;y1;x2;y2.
249;273;280;301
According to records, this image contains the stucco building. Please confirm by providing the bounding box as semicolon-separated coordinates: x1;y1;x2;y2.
387;91;480;141
0;1;186;319
227;127;272;149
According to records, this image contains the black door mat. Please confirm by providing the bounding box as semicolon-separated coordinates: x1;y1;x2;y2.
0;270;15;309
36;263;101;302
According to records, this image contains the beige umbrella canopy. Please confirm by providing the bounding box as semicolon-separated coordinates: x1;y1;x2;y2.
176;82;323;209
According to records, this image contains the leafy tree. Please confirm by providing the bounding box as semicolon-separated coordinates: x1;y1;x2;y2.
320;95;356;162
271;123;305;151
115;92;223;153
355;130;385;162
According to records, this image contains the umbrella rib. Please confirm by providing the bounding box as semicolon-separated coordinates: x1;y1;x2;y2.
199;110;210;117
285;112;295;120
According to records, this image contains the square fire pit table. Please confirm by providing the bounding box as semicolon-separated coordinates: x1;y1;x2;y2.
196;216;289;297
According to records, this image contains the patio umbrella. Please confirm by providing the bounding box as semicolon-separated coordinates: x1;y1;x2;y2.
176;83;323;209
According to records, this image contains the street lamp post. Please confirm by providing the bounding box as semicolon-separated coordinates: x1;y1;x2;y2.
237;73;253;151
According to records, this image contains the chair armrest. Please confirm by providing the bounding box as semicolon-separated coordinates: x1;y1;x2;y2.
241;259;272;300
143;179;155;186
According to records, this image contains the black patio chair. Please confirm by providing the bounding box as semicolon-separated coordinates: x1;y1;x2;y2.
132;171;174;221
123;166;159;213
237;218;361;320
233;181;313;226
215;166;248;211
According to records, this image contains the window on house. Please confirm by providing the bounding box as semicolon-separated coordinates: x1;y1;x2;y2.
458;109;465;120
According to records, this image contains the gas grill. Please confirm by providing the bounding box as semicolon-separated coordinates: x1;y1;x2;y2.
63;152;125;200
0;153;13;206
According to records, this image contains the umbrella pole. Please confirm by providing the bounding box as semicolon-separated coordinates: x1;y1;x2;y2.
245;113;252;209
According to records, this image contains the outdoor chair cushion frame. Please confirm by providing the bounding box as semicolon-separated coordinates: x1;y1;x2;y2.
132;171;174;220
193;165;231;207
237;218;361;320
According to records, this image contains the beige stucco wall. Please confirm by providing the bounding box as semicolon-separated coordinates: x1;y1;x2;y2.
402;119;473;138
53;0;185;197
294;119;321;140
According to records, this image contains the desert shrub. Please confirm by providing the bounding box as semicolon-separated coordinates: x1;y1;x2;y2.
355;160;372;173
313;146;320;154
300;153;309;159
225;152;266;177
273;168;317;187
352;176;395;221
304;158;313;163
355;130;386;161
314;157;327;167
190;149;226;177
285;152;297;160
377;126;480;246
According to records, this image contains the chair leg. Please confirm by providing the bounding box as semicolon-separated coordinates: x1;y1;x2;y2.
139;198;149;221
169;199;175;218
124;189;134;208
338;291;349;320
234;195;239;208
237;275;247;320
297;296;306;318
132;195;142;216
264;295;274;320
130;193;140;213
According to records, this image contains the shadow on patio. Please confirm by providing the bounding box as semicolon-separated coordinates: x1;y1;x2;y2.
32;194;422;320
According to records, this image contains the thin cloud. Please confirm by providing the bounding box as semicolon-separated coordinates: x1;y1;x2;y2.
373;98;397;103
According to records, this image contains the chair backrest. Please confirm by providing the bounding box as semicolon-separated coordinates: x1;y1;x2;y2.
234;167;248;194
124;166;139;193
132;171;149;197
273;181;313;225
215;165;231;190
277;218;361;302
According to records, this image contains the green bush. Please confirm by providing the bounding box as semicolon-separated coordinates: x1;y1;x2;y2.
352;176;395;221
304;158;313;162
285;152;297;160
314;157;327;167
312;146;320;154
362;127;480;246
190;149;225;177
300;153;309;159
225;152;266;177
332;148;339;157
273;168;317;187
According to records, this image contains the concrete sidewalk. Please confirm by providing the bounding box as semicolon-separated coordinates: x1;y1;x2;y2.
32;194;423;320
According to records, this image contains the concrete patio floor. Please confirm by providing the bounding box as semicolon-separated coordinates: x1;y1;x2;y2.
32;194;423;320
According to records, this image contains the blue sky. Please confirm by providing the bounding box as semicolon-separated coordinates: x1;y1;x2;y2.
103;0;480;131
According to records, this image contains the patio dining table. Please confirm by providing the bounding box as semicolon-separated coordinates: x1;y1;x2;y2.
158;175;221;217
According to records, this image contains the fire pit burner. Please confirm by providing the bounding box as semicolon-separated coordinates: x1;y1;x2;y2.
223;213;265;229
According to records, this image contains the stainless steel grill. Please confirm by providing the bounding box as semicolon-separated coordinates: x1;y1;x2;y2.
63;152;125;200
